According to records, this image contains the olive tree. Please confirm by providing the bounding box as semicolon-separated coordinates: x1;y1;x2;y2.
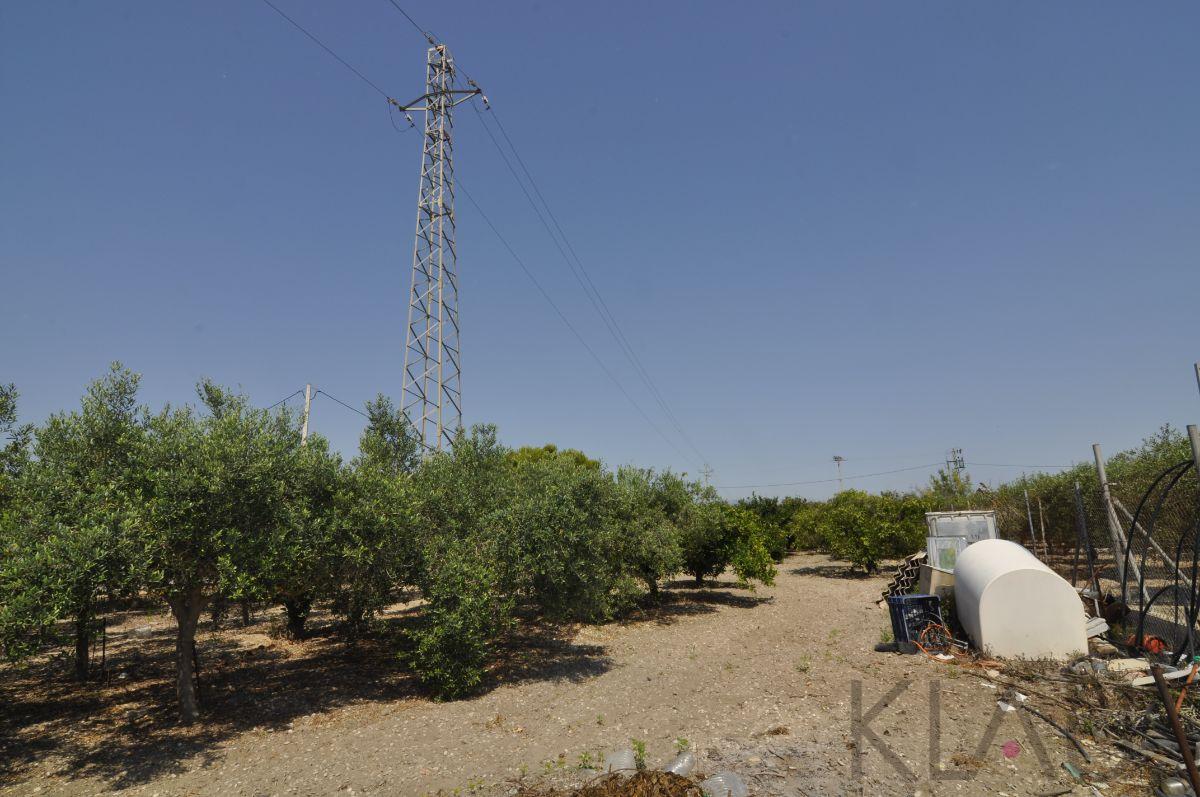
0;366;142;679
326;396;420;638
133;382;299;723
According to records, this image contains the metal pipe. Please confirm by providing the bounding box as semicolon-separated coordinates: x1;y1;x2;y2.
1152;663;1200;794
1093;444;1134;589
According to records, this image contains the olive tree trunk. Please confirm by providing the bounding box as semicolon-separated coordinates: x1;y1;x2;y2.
169;588;206;724
73;616;90;682
283;596;311;640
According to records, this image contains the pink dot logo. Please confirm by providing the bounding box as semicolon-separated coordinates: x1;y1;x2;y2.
1002;740;1022;759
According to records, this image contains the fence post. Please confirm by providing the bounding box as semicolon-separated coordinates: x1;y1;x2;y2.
1093;443;1131;589
1189;425;1200;478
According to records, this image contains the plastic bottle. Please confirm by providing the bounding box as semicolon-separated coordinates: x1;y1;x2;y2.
699;771;748;797
665;751;696;776
603;748;636;772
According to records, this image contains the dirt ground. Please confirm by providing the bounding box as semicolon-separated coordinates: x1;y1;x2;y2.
0;553;1153;796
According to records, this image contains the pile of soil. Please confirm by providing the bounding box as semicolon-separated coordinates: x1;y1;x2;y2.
519;771;703;797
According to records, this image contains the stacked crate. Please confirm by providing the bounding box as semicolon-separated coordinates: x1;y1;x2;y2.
880;551;927;603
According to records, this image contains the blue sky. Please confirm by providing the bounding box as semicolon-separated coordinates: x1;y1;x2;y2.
2;1;1198;499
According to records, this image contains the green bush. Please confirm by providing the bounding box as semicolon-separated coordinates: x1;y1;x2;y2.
409;534;511;698
677;502;776;587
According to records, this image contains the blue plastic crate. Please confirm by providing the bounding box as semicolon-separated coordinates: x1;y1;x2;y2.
886;594;943;653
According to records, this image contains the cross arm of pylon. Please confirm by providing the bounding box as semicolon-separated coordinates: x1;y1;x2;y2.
388;87;484;113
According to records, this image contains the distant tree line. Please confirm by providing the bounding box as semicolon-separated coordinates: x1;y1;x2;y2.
0;366;778;723
736;424;1198;573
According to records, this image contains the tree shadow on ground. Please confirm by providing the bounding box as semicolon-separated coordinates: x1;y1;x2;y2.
0;604;611;791
788;564;873;580
0;578;770;791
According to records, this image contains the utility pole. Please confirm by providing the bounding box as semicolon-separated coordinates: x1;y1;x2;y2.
397;44;485;453
946;448;965;472
1194;362;1200;401
832;455;845;493
701;463;713;487
300;383;312;446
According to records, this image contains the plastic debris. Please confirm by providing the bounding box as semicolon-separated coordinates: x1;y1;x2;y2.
664;751;696;776
603;748;636;772
997;701;1016;713
699;771;748;797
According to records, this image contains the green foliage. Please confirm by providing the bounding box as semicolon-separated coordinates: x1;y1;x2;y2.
736;494;809;559
611;467;683;598
631;738;647;770
327;398;419;637
502;452;628;621
0;370;793;711
677;502;776;587
0;365;143;676
409;533;511;699
804;490;929;573
508;443;601;471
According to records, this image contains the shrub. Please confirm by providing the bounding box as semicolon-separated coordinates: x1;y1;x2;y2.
409;534;511;698
677;502;776;587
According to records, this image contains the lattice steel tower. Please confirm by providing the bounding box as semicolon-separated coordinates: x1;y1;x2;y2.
397;44;483;452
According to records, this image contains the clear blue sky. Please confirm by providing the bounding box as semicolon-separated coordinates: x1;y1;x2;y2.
3;1;1198;500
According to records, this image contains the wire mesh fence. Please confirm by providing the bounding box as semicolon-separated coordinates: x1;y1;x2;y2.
969;452;1200;659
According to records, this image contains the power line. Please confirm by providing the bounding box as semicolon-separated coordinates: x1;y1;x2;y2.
376;0;707;466
383;0;436;44
968;462;1077;470
264;388;305;410
314;389;370;419
258;0;394;100
259;0;701;468
715;462;943;491
467;104;709;465
457;177;699;468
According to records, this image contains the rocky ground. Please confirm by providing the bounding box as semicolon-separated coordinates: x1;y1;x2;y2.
0;553;1155;796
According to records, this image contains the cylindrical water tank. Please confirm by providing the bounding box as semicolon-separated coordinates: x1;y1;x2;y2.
954;539;1087;660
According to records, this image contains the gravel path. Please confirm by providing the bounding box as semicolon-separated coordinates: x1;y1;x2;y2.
3;553;1118;796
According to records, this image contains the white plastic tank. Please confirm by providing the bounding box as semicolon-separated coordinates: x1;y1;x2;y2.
953;539;1086;660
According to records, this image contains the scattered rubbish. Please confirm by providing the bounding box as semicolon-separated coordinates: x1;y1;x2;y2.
918;562;955;601
1104;658;1150;674
1070;658;1108;676
1062;761;1082;779
924;510;998;571
698;771;748;797
1020;703;1091;763
1086;616;1110;638
664;751;695;777
603;749;636;773
1175;658;1200;713
997;701;1016;713
880;550;927;604
1133;668;1193;688
886;593;944;655
1150;664;1200;795
1156;777;1195;797
954;540;1087;660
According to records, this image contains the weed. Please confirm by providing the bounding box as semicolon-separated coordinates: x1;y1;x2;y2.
577;751;595;770
631;738;647;770
674;737;690;753
879;627;893;644
596;713;605;726
795;656;811;673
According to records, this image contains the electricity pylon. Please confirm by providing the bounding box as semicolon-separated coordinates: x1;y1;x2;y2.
396;44;484;452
